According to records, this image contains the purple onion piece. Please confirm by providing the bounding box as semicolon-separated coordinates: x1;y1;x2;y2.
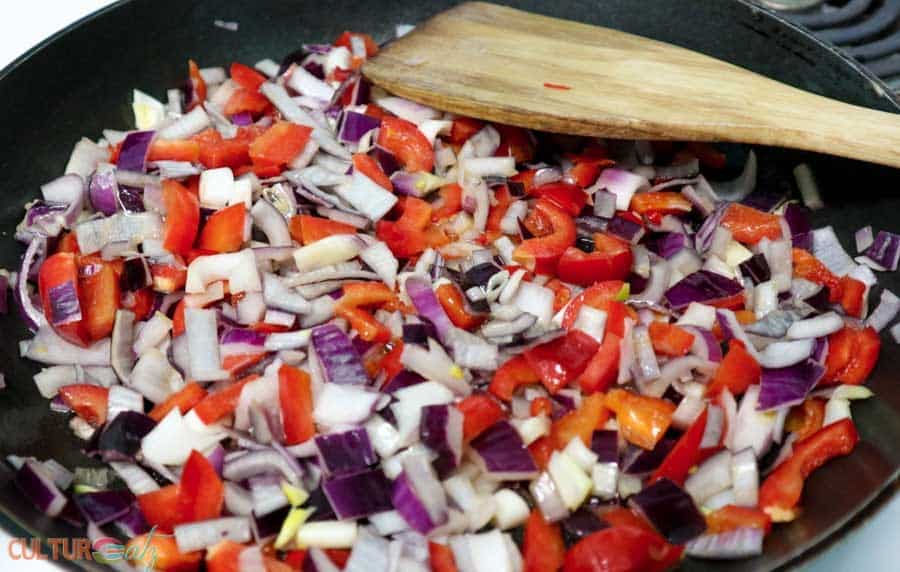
629;478;706;544
117;131;155;173
664;270;743;310
738;253;771;285
469;421;538;480
591;430;619;464
758;359;825;411
311;324;369;385
321;468;392;520
74;490;134;526
314;428;377;476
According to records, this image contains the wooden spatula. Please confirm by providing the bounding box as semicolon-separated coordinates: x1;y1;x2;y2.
363;2;900;168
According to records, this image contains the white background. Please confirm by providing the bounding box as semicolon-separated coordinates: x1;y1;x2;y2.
0;1;897;570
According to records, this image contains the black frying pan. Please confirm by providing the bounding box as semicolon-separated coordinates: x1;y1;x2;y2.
0;1;898;570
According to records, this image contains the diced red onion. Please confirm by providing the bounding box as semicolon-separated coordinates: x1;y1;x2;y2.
732;386;776;457
686;527;764;559
855;225;874;253
469;421;538;480
376;96;440;125
392;454;448;534
15;459;67;517
117;131;155;172
184;308;227;381
629;478;706;544
590;168;648;210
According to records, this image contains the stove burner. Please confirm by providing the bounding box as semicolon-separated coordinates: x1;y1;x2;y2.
759;0;900;91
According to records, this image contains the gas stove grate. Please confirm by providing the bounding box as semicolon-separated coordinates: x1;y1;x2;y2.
759;0;900;91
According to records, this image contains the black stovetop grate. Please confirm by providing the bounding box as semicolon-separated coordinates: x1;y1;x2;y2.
760;0;900;91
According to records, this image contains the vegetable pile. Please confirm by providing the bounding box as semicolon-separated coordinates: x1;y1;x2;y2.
6;24;896;572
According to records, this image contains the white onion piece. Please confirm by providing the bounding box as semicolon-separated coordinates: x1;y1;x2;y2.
732;386;775;458
786;311;844;339
677;302;717;329
756;339;814;368
184;308;228;381
731;448;759;507
175;517;252;553
360;241;398;289
186;249;261;294
132;312;172;356
288;65;335;101
313;384;380;427
158;106;211;139
251;199;292;247
685;450;732;504
376;96;441;125
22;327;111;366
811;226;856;277
263;273;311;314
109;462;159;495
293;234;365;272
866;289;900;332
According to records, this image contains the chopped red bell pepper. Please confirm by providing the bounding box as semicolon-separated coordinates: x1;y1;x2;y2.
198;203;246;253
791;248;843;302
162;180;200;257
489;355;541;401
577;333;621;394
194;128;252;170
602;507;658;534
562;280;627;330
334;31;379;57
544;278;572;313
706;505;772;535
605;389;676;450
192;374;259;424
720;203;783;244
221;352;267;376
279;365;315;445
56;231;80;254
377;116;434;172
78;257;121;341
513;199;577;274
224;87;270;117
785;398;826;441
759;418;859;521
290;214;356;245
335;282;397;343
447;117;484;145
121;287;156;322
822;326;880;385
428;542;459;572
38;252;91;346
205;540;246;572
509;169;537;194
177;450;224;523
59;384;109;427
649;408;708;485
557;232;633;287
353;153;393;190
523;509;565;572
494;124;535;163
838;275;866;318
249;122;313;173
705;339;761;397
631;191;693;217
528;437;555;470
376;197;447;258
148;139;201;163
566;158;614;188
187;59;207;109
530;397;554;417
457;394;505;442
127;532;201;571
563;525;683;572
529;182;587;216
147;382;207;423
524;330;599;394
433;183;463;221
551;393;608;450
230;62;267;90
648;321;695;357
435;283;484;330
151;259;188;294
137;485;184;533
686;142;727;170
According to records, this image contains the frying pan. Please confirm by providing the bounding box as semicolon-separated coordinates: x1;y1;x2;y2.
0;1;898;570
